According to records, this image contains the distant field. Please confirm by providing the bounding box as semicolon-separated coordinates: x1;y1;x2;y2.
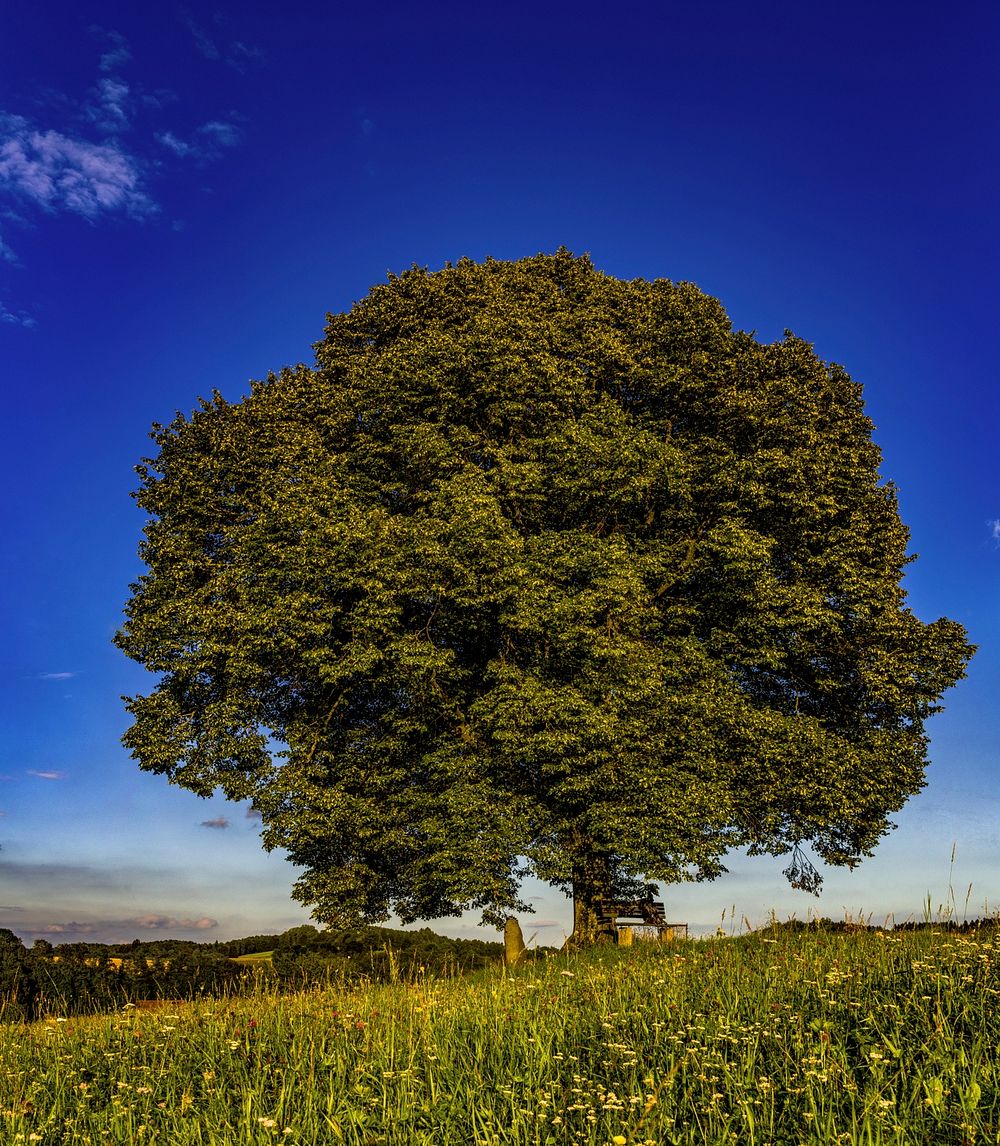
232;950;275;964
3;928;999;1144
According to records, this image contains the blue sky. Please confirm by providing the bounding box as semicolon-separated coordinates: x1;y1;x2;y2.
1;1;997;946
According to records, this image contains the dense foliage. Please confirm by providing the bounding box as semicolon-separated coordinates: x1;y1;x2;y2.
0;926;507;1018
1;933;246;1019
213;933;282;957
116;251;972;942
270;924;505;983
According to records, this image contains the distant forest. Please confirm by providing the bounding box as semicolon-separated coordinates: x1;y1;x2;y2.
0;924;509;1021
3;918;992;1021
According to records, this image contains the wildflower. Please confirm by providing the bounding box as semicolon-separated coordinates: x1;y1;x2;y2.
258;1118;277;1128
611;1138;628;1145
560;970;575;977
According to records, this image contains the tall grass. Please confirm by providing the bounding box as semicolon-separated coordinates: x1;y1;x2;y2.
2;927;999;1144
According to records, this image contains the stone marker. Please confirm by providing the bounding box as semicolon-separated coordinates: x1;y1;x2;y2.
504;916;526;967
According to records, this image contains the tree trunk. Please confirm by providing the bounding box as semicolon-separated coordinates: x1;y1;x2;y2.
565;848;618;949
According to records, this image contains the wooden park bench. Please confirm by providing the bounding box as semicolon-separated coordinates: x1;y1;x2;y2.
597;890;688;944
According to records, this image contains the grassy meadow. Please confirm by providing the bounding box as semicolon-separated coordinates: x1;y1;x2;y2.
3;927;1000;1145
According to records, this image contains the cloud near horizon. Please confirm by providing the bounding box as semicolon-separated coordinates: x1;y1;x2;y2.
17;913;218;936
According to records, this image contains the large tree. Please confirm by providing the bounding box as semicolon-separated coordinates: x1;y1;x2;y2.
117;251;972;945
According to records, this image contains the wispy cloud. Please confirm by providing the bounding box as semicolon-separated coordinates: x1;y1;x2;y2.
246;806;263;821
132;913;217;930
990;519;1000;544
85;77;132;135
182;11;221;61
26;769;66;781
157;118;241;162
0;301;36;328
0;859;173;893
0;115;155;220
38;671;76;681
201;816;230;829
22;913;218;936
0;29;247;327
156;131;192;158
93;28;132;74
227;41;265;73
181;12;264;72
0;227;19;265
21;920;98;935
199;120;241;149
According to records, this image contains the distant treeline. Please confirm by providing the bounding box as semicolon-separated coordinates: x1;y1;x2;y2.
267;924;507;984
765;918;1000;934
0;924;508;1020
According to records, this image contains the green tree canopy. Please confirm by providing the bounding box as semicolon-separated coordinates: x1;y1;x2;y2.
116;251;972;944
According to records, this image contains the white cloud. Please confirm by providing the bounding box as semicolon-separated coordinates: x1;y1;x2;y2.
0;115;155;220
95;29;132;74
990;519;1000;544
198;120;241;149
157;131;192;157
26;914;217;935
39;671;76;680
180;13;263;71
201;816;230;829
29;920;98;935
228;41;265;72
85;77;132;135
132;913;218;930
182;12;221;61
26;769;66;781
0;227;19;264
157;119;242;163
0;29;243;311
0;301;36;328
